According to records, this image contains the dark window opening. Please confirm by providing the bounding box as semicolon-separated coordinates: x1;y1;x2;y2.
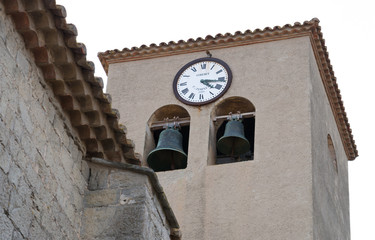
152;125;190;158
215;117;255;165
148;125;190;172
145;105;190;172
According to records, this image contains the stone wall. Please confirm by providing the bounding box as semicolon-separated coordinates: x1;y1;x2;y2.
81;161;172;240
0;3;178;239
0;4;88;239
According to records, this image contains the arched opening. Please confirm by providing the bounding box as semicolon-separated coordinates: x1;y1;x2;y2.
209;97;256;165
327;134;338;173
144;105;190;172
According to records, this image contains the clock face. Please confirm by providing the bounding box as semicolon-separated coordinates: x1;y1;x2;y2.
173;57;232;105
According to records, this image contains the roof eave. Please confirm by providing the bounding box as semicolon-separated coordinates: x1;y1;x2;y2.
99;18;358;160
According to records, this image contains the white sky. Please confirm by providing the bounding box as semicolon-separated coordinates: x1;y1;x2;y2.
57;1;374;239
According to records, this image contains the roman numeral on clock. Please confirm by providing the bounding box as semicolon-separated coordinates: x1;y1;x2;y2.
188;93;195;99
199;94;204;100
181;88;189;95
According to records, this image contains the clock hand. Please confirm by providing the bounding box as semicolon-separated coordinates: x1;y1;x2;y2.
200;79;226;83
200;79;214;88
200;79;226;88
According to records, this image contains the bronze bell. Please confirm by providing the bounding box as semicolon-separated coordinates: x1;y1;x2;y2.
147;128;187;172
217;120;250;155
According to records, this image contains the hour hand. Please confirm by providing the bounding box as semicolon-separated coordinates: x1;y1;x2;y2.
200;79;214;88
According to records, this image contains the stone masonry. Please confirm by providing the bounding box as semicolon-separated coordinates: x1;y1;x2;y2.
0;2;87;238
81;160;173;240
0;1;179;239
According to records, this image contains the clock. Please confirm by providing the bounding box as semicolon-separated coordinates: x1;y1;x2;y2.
173;57;232;105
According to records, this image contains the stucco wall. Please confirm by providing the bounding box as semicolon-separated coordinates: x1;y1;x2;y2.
0;5;88;238
309;45;350;239
107;37;315;239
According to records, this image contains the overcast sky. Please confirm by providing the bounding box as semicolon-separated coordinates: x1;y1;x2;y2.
57;1;375;239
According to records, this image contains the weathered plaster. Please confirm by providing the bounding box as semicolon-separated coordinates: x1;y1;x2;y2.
309;44;350;240
107;36;319;239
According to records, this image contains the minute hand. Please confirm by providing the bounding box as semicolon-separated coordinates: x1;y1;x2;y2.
200;79;226;83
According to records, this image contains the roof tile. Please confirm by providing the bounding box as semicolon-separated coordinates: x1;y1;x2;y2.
4;0;140;164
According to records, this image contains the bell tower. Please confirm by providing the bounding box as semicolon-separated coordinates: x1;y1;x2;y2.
100;19;357;240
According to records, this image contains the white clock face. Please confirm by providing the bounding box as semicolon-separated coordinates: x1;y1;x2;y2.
173;58;232;105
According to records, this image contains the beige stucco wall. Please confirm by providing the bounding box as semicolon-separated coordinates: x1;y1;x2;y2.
107;36;319;239
308;45;350;239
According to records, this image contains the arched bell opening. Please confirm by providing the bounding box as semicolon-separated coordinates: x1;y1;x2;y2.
144;104;190;172
209;97;256;165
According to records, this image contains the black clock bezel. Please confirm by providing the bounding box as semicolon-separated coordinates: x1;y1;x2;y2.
173;57;232;106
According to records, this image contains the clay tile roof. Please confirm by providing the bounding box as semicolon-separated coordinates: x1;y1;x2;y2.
99;18;358;161
3;0;140;165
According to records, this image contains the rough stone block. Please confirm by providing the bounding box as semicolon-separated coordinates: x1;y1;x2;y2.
15;150;28;173
0;169;11;210
0;10;6;41
16;51;30;78
84;188;119;207
0;147;11;174
81;160;90;182
88;166;109;190
4;32;19;59
18;99;33;134
30;101;47;129
40;206;60;237
8;162;22;187
9;205;32;238
108;170;149;188
28;219;48;240
82;204;148;240
81;206;117;239
120;185;151;204
70;186;83;211
7;135;19;161
60;148;73;174
12;230;24;240
0;209;14;239
12;117;23;141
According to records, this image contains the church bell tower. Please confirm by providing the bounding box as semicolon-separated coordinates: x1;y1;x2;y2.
99;19;357;240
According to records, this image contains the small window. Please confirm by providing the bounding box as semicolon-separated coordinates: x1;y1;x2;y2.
327;134;338;173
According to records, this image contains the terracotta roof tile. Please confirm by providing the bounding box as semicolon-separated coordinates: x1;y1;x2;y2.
3;0;140;164
99;18;358;160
